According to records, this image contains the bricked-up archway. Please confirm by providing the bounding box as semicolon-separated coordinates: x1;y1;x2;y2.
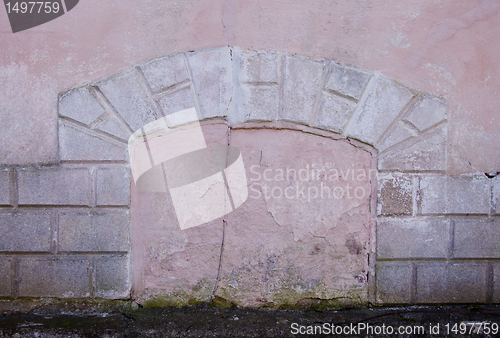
3;47;497;305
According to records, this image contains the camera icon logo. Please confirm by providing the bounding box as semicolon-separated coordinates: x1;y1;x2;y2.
128;107;248;230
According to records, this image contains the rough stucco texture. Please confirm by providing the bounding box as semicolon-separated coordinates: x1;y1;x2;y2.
1;0;499;174
131;122;373;307
2;0;500;307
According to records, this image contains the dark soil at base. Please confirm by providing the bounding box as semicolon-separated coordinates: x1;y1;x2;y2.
1;303;500;337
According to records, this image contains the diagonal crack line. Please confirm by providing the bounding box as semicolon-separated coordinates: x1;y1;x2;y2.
210;125;232;302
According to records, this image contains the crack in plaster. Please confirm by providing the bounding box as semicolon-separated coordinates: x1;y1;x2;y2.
210;124;232;301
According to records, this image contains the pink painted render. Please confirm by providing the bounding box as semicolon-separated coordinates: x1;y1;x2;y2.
1;0;499;174
1;0;500;307
131;121;374;307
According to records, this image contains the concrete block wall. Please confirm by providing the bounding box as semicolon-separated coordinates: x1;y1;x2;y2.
2;46;497;305
376;174;499;304
0;165;130;299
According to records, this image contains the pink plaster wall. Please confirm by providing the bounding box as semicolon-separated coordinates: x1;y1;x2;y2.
1;0;499;172
130;120;374;307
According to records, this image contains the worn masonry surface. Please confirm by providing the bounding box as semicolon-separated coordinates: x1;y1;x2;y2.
1;47;498;307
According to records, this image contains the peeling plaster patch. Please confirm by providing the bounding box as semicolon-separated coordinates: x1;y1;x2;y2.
390;30;411;49
151;230;188;257
423;63;456;85
189;128;373;307
423;63;456;93
345;236;364;255
256;160;369;242
378;23;412;55
263;194;285;228
29;49;50;63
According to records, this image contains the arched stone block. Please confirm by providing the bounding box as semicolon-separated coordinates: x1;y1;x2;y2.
58;46;448;166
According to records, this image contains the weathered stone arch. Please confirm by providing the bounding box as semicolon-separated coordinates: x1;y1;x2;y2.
54;47;498;306
58;46;448;168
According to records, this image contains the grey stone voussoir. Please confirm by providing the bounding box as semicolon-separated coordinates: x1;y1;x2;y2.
345;76;414;145
97;70;161;131
237;84;279;122
378;125;447;171
376;121;415;152
59;121;128;162
313;91;356;133
233;49;282;123
156;85;197;117
280;55;327;124
325;62;371;101
234;48;281;84
185;47;232;120
139;53;189;94
403;95;447;132
58;85;106;126
94;115;132;141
